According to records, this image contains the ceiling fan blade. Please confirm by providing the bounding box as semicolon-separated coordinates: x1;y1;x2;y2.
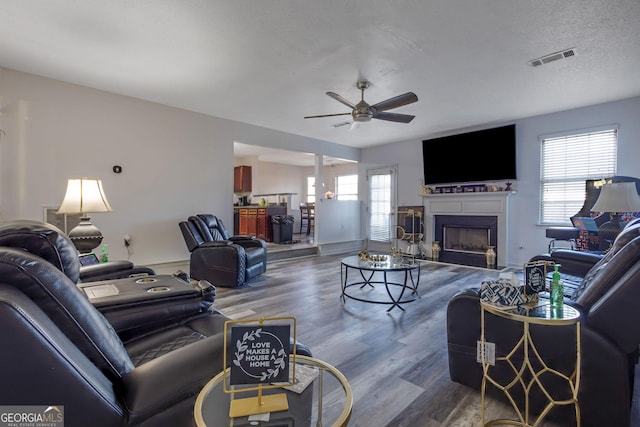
326;92;356;109
371;92;418;112
373;112;415;123
304;112;351;119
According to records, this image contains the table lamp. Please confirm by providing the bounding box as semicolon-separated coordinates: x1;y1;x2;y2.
591;181;640;248
57;178;113;253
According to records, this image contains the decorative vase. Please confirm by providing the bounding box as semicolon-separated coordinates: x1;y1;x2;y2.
390;244;402;258
431;241;441;261
485;246;496;269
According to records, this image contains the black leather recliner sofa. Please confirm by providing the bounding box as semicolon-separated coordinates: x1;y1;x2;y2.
0;219;157;283
446;219;640;427
0;220;310;426
527;218;640;299
179;214;267;288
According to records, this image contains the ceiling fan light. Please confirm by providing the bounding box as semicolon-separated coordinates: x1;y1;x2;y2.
308;80;417;127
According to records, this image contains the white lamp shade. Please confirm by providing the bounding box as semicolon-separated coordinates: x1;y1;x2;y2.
57;178;113;214
591;182;640;213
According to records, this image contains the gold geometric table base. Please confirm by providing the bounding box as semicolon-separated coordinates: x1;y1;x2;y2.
481;301;581;427
229;392;288;418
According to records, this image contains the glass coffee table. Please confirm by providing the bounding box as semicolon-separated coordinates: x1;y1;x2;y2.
194;355;352;427
341;255;420;312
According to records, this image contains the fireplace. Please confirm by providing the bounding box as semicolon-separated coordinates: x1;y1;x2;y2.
434;215;497;268
422;191;515;268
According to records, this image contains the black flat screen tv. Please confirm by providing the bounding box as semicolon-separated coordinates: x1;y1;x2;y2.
422;124;517;185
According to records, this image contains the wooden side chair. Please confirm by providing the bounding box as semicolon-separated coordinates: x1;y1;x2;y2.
299;203;315;235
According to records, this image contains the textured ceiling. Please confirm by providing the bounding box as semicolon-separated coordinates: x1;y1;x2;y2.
1;0;639;152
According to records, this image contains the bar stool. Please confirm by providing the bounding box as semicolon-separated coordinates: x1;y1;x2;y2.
545;226;580;253
299;203;315;235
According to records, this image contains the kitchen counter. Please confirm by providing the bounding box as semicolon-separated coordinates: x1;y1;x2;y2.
233;204;287;209
252;193;297;196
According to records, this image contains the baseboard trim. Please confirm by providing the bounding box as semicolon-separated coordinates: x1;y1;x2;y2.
318;240;363;256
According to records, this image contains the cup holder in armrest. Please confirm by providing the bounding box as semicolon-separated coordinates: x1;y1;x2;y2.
147;286;171;293
136;277;158;284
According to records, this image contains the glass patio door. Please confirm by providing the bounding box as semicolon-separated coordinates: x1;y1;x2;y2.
368;166;397;243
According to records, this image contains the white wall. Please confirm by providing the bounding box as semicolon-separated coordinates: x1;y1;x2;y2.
361;95;640;267
2;67;638;268
316;199;361;244
0;69;358;265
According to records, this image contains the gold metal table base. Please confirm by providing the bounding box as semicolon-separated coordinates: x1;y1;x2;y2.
480;301;581;427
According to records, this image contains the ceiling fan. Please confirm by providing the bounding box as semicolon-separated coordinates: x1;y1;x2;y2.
304;81;418;125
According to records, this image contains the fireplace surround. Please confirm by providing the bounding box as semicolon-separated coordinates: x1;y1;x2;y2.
422;191;515;268
434;214;498;267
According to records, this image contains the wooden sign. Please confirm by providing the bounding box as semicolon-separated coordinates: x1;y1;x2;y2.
223;317;296;418
524;261;552;294
230;325;290;385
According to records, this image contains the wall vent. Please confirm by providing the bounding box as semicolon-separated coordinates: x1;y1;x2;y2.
528;48;576;67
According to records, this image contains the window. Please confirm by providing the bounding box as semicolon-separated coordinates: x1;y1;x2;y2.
335;174;358;200
540;128;617;224
368;167;396;242
306;176;315;203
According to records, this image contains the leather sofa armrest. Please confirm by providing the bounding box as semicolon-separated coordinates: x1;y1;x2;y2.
80;261;156;282
228;235;256;241
530;250;603;277
80;260;133;276
199;241;233;248
231;237;267;250
122;334;225;425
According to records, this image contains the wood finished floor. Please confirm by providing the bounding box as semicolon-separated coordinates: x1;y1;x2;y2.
204;252;640;427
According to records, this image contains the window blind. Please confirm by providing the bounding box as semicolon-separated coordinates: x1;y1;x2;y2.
369;172;392;242
336;174;358;200
540;129;617;224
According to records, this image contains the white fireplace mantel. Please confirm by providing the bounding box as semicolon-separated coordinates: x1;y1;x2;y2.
422;191;516;267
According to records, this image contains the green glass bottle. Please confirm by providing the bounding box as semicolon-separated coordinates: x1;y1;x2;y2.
550;264;563;308
100;244;109;263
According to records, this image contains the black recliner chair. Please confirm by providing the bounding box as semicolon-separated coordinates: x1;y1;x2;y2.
446;219;640;427
0;220;310;426
179;214;267;288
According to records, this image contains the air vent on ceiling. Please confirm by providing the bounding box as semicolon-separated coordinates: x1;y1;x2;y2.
528;48;576;67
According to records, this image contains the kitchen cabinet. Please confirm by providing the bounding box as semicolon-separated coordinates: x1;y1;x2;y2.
237;206;286;242
234;166;252;193
256;208;268;240
239;208;257;236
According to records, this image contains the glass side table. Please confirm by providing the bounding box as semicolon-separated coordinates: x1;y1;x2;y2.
480;299;581;427
340;255;420;312
194;355;352;427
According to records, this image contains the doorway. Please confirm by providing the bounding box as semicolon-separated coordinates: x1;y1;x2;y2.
367;165;397;252
233;142;358;248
